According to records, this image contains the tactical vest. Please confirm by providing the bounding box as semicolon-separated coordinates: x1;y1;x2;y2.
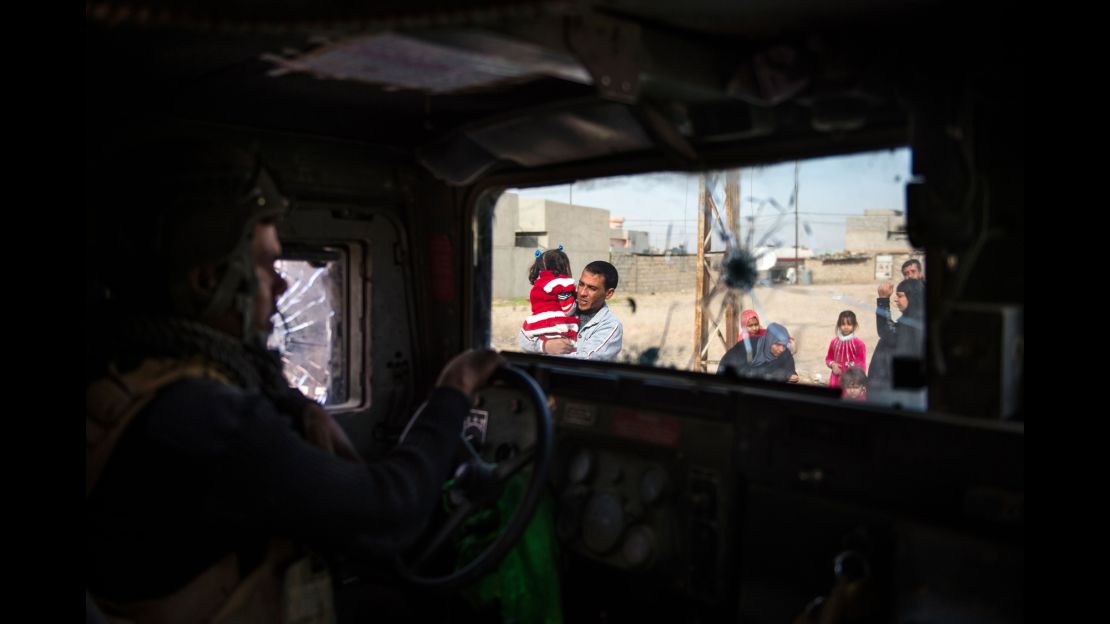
86;358;334;624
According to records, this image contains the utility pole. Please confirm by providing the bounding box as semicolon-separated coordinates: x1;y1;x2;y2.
693;171;741;372
793;161;800;284
724;170;739;345
693;175;709;372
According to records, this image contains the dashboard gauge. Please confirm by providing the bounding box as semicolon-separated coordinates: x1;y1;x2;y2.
602;459;624;484
621;525;656;567
639;465;669;504
556;485;589;542
567;449;595;484
582;492;625;554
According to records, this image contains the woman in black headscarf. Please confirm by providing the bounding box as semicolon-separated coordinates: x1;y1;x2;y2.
870;279;925;390
735;322;799;383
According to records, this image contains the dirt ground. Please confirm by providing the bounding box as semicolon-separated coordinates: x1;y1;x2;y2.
492;283;897;386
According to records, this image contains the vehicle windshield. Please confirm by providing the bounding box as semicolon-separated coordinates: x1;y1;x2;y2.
489;148;926;408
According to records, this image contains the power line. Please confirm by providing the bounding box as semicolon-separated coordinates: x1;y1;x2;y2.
620;214;856;224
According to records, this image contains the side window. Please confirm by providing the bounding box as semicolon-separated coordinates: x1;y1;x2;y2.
271;251;347;406
273;207;405;422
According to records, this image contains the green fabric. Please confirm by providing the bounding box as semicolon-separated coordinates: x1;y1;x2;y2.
455;474;563;624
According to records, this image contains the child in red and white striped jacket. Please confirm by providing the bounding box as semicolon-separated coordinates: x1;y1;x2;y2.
521;246;579;350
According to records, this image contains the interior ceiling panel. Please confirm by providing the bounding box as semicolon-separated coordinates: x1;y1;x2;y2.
88;0;983;180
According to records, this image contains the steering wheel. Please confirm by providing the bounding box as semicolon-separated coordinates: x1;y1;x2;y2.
395;364;554;588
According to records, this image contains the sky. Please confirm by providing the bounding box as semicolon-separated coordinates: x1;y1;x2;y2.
512;147;912;254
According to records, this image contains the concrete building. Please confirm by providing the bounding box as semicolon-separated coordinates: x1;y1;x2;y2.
766;246;814;283
608;217;651;254
811;209;924;284
493;193;612;299
844;209;914;253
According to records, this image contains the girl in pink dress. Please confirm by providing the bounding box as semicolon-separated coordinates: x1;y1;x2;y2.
826;310;867;389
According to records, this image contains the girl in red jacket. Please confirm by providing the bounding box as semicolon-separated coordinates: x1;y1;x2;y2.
521;246;579;348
